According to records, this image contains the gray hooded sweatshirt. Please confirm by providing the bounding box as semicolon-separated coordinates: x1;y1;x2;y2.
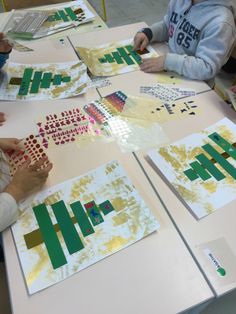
150;0;236;81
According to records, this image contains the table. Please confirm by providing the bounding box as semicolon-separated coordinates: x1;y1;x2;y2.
1;23;215;314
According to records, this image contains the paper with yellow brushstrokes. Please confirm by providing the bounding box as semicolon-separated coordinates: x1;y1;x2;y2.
0;61;88;101
148;118;236;219
12;160;159;294
76;39;158;76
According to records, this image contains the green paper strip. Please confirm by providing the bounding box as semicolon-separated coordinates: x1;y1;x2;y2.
125;45;133;53
62;76;71;83
30;71;43;94
58;9;69;22
112;52;124;64
196;153;225;181
117;47;135;65
53;74;62;85
84;201;104;226
184;168;199;181
130;51;142;64
104;54;115;63
202;144;236;179
189;161;211;181
65;7;78;21
209;132;236;160
18;68;33;96
54;12;61;21
41;72;53;88
70;201;95;237
33;203;67;269
99;200;115;215
51;200;84;254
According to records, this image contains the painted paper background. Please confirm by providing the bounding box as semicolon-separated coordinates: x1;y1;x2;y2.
12;160;159;294
148;118;236;219
0;61;88;100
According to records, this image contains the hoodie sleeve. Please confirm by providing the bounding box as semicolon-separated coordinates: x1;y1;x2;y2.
0;53;9;69
0;192;18;232
165;22;236;80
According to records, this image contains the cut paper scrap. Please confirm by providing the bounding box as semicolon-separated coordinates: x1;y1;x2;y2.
11;40;34;52
6;134;48;176
76;38;158;76
3;0;95;40
0;61;88;100
37;108;112;149
148;117;236;219
156;71;183;85
11;160;160;294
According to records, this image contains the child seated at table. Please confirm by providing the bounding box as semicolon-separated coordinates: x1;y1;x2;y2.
0;138;53;260
133;0;236;82
0;32;12;69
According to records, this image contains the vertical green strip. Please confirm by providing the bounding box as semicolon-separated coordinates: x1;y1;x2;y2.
84;201;104;226
41;72;53;88
184;168;199;181
70;201;95;237
104;54;115;63
62;76;71;83
53;74;62;85
196;154;225;181
125;45;133;53
208;132;236;160
65;7;77;21
117;47;135;65
18;68;33;96
54;12;62;20
30;71;43;93
130;51;142;64
58;9;69;22
112;52;124;64
33;204;67;269
99;200;115;215
202;144;236;179
51;201;84;254
189;161;211;181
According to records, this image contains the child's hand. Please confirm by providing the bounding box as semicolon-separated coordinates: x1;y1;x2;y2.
230;85;236;93
140;55;166;73
0;32;12;54
0;138;21;152
0;112;5;126
133;32;149;51
4;157;53;202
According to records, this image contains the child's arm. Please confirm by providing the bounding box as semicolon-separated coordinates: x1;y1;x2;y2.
0;158;53;232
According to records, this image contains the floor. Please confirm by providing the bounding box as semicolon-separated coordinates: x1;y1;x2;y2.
0;0;236;313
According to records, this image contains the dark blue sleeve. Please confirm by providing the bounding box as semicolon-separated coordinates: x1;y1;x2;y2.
0;53;9;69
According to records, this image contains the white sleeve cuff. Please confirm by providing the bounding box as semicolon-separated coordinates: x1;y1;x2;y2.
0;192;18;232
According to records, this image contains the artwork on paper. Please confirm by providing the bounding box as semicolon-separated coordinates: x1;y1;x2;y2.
12;160;159;294
0;61;88;100
6;134;48;176
76;39;158;76
3;0;95;39
148;118;236;219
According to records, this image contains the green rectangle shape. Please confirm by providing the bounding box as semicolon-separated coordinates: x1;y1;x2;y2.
58;9;69;22
202;144;236;179
125;45;133;53
54;12;61;20
62;76;71;83
117;47;135;65
184;168;199;181
130;51;142;64
196;153;225;181
41;72;53;88
33;203;67;269
189;161;211;181
208;132;236;160
70;201;95;237
65;7;77;21
18;68;33;96
84;201;104;226
104;54;115;63
99;200;115;215
51;200;84;254
112;52;124;64
53;74;62;85
30;71;43;93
